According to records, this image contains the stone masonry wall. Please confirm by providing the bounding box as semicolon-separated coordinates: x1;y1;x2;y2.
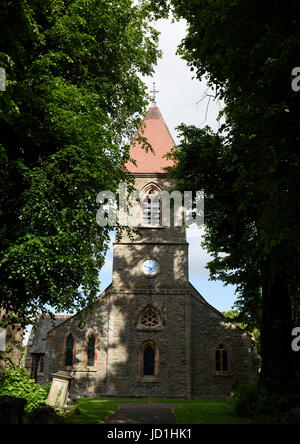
43;173;257;399
44;294;110;398
190;290;257;398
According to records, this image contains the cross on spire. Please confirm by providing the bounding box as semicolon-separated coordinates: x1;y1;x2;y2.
150;82;159;105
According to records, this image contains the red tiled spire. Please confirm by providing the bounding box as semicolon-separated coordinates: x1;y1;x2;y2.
125;106;175;174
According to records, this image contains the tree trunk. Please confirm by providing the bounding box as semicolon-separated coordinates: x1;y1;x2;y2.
260;253;294;393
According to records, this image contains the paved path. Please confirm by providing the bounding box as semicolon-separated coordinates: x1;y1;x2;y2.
105;403;177;424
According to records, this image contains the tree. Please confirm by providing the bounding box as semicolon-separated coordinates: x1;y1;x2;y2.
163;0;300;392
223;309;261;363
0;0;160;325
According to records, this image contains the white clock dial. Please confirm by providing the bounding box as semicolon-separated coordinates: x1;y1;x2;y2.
142;259;159;276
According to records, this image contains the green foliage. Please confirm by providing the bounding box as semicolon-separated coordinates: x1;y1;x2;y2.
223;309;249;331
230;383;261;418
162;0;300;390
223;309;261;368
174;400;251;424
25;404;73;424
230;382;300;421
0;364;48;411
0;0;160;325
42;380;52;396
68;398;119;424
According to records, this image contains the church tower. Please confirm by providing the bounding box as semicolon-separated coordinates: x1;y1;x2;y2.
43;102;257;401
107;104;192;397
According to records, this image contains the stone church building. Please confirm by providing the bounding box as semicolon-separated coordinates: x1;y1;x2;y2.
29;105;256;399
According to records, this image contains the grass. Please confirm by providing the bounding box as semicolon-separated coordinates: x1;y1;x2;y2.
104;397;189;403
67;398;119;424
67;397;254;424
174;400;253;424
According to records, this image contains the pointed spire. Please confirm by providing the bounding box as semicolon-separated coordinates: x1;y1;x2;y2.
126;106;175;174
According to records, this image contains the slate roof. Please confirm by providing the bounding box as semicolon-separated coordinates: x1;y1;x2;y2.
125;105;175;174
28;316;70;354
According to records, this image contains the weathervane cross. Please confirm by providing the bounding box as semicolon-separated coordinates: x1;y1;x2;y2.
150;82;159;105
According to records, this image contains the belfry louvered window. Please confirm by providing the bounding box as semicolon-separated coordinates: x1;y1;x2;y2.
142;189;161;225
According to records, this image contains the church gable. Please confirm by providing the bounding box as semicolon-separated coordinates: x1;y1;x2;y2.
44;286;111;382
189;285;256;397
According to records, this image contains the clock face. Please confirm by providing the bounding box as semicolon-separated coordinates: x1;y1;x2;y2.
142;259;159;276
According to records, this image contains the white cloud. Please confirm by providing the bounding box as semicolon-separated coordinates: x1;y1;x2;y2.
143;18;224;143
187;225;212;278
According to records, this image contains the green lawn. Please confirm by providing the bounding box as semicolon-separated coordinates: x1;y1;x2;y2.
67;398;119;424
174;400;252;424
67;398;253;424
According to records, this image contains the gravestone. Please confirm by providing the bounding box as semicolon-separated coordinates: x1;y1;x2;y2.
47;371;73;409
0;68;6;92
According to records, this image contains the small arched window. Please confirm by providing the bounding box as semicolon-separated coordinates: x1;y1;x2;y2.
139;341;159;380
65;333;74;366
87;334;96;367
142;188;161;225
215;344;228;372
143;345;155;376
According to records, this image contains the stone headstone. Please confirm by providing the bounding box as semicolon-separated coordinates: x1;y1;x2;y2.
0;68;6;92
46;371;73;409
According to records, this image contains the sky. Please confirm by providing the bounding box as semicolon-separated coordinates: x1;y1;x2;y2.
98;18;237;314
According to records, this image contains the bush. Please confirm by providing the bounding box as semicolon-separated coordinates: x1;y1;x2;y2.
0;395;27;424
0;364;48;411
230;382;300;420
25;404;73;424
42;381;52;396
230;383;259;418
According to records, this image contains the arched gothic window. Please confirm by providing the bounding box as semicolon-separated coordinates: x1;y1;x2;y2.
65;333;74;366
215;344;228;372
142;188;161;225
87;334;96;367
139;341;159;379
140;307;160;328
136;305;163;331
143;345;155;376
